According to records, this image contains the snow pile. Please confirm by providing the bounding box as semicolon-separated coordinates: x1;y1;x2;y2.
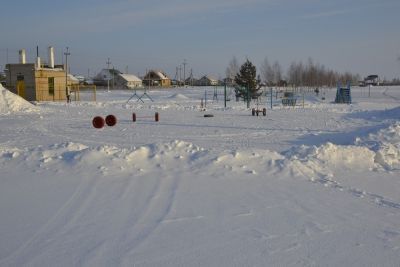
283;122;400;180
3;123;397;183
356;122;400;170
0;141;207;174
167;93;189;100
214;150;285;176
0;84;39;114
286;143;376;182
3;121;398;182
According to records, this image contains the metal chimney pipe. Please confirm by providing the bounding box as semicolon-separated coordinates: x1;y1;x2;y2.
36;57;41;69
48;46;54;68
36;46;41;69
19;49;26;64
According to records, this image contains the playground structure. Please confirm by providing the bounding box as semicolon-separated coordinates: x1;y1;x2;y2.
199;85;327;114
132;112;159;122
92;113;159;128
335;82;351;104
126;88;154;103
281;92;297;106
251;93;267;116
92;114;117;128
201;85;234;109
251;107;266;116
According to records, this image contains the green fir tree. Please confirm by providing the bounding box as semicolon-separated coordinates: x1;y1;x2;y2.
234;59;261;99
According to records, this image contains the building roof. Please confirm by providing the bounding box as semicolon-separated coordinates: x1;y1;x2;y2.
200;75;217;81
118;73;142;82
365;75;378;80
145;70;170;80
94;69;122;81
155;71;169;80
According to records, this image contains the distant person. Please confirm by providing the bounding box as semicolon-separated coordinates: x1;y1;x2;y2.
315;88;320;96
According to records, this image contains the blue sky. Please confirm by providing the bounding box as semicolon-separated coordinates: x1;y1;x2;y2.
1;0;399;80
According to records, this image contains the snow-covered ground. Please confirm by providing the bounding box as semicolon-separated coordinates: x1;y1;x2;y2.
0;84;399;266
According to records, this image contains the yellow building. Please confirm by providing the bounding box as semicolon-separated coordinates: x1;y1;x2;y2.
5;63;69;102
4;47;74;101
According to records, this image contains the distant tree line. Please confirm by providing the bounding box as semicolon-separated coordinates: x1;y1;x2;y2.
227;56;361;88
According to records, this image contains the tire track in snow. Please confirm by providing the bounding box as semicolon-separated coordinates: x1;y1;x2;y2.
290;161;400;212
0;174;99;266
78;171;181;266
1;167;180;266
309;174;400;211
77;173;165;266
121;174;180;260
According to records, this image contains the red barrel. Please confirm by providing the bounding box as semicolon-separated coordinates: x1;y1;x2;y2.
92;116;105;128
105;114;117;126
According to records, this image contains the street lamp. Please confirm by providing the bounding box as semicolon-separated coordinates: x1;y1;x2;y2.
64;47;71;102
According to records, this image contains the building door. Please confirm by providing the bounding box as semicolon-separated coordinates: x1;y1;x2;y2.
16;74;26;98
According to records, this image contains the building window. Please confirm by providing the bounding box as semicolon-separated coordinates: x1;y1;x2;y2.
48;77;54;95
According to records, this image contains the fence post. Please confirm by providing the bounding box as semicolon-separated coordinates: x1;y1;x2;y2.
224;83;227;108
270;87;273;109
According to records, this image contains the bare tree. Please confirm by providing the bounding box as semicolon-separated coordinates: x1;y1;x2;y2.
226;56;240;82
287;61;304;87
260;57;273;85
272;61;282;85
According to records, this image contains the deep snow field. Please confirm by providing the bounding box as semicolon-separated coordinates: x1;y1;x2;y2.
0;84;399;266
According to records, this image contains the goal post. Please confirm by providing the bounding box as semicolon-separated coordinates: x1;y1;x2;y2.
70;84;97;102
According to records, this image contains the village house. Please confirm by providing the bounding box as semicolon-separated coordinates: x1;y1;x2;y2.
93;69;121;87
197;75;218;86
114;73;142;89
142;70;171;87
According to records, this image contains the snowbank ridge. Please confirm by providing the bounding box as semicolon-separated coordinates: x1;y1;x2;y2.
1;122;399;176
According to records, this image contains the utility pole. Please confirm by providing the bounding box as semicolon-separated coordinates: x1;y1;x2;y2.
112;66;115;89
64;47;70;102
183;59;187;86
106;58;111;92
175;67;178;81
189;68;193;86
178;65;182;86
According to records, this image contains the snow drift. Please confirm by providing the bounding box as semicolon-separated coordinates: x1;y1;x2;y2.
356;122;400;170
2;121;398;180
0;84;39;114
